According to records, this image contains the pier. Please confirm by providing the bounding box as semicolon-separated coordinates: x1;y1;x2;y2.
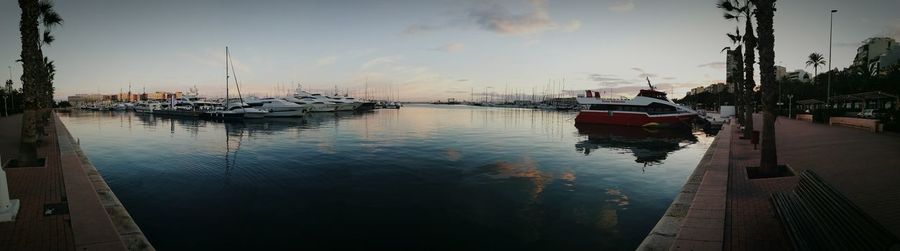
0;112;153;250
641;114;900;250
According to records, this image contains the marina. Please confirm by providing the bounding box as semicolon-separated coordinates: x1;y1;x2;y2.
2;0;899;250
57;105;714;250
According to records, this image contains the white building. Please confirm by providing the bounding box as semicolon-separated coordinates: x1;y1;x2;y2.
785;70;811;83
775;65;787;81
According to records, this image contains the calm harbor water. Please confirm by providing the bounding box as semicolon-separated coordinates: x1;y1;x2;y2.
59;105;714;250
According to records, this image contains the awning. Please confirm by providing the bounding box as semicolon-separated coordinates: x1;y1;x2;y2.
796;99;824;105
830;91;899;102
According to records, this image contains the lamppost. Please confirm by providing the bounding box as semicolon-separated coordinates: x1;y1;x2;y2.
787;94;794;119
827;9;837;108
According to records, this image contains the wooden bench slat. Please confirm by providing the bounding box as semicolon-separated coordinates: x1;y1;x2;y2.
771;170;899;251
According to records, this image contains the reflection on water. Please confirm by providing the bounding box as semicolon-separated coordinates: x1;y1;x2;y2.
59;105;713;250
575;124;699;171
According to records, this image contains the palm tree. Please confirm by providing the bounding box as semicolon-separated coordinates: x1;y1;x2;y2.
721;29;746;126
753;0;778;172
38;0;62;107
805;52;826;85
718;0;756;138
15;0;60;167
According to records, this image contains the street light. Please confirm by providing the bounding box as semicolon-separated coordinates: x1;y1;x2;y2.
827;9;837;107
787;94;794;119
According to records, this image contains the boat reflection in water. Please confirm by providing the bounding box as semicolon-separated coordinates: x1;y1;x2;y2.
574;124;699;170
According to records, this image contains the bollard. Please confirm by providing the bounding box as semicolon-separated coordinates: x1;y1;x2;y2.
0;154;22;222
751;131;760;150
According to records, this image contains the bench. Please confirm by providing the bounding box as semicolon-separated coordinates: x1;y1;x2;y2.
829;117;881;132
771;170;899;251
796;114;813;122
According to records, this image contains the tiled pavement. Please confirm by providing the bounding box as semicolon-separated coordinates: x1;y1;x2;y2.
648;113;899;251
0;114;76;251
0;112;151;250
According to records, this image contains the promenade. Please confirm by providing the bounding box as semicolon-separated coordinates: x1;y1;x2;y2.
0;112;153;251
643;114;900;250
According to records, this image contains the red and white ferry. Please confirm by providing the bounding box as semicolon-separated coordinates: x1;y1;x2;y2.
575;81;698;128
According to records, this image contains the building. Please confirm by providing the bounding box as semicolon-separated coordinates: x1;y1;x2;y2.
708;82;728;93
726;50;739;86
145;91;182;101
775;65;787;81
852;37;900;75
853;37;895;68
67;94;109;107
690;86;705;95
785;70;811;83
870;43;900;74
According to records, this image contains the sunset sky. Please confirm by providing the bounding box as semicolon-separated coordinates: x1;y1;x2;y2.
1;0;898;101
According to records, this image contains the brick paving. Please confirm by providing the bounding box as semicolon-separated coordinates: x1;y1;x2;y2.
0;114;75;251
724;114;900;250
1;112;151;250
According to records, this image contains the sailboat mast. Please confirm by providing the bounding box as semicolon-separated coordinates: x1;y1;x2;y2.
226;47;230;104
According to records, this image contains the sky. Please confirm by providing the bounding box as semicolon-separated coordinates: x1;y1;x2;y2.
0;0;898;101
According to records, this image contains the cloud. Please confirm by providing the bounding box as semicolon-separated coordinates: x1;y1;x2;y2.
403;24;439;35
316;56;337;66
563;20;582;32
433;42;465;52
180;48;252;74
588;73;631;86
403;0;579;36
609;0;635;12
468;0;555;35
361;55;402;70
631;67;657;79
697;61;726;69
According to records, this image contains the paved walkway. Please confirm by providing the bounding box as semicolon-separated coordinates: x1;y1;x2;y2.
0;112;153;250
0;114;74;250
725;114;900;250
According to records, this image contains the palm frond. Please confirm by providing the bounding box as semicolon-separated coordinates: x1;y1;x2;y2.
39;0;63;28
42;31;55;45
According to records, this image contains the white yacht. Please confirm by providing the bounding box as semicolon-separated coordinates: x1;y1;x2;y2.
327;96;361;111
287;90;340;112
246;98;309;117
133;101;162;113
223;101;268;119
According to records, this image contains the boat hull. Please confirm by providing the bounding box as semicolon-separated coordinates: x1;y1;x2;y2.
263;109;305;117
574;110;696;128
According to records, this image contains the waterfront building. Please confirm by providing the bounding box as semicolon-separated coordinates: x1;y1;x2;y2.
784;70;811;83
726;49;739;87
67;94;109;106
775;65;787;81
852;37;900;75
145;91;183;101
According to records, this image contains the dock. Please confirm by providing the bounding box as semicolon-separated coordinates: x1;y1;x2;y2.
641;113;900;250
0;112;153;251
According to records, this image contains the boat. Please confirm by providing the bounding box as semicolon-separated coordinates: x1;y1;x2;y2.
327;96;361;111
574;78;697;128
133;101;162;113
286;90;340;112
245;98;309;117
204;47;268;120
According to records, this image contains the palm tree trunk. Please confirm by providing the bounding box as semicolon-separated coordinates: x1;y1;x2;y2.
732;50;746;126
734;48;748;135
743;18;757;138
755;0;778;172
16;0;44;167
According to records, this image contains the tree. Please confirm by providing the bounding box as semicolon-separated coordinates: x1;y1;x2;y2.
753;0;778;172
805;52;826;85
719;0;757;138
15;0;61;167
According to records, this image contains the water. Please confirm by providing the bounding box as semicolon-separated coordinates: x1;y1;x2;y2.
59;105;715;250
